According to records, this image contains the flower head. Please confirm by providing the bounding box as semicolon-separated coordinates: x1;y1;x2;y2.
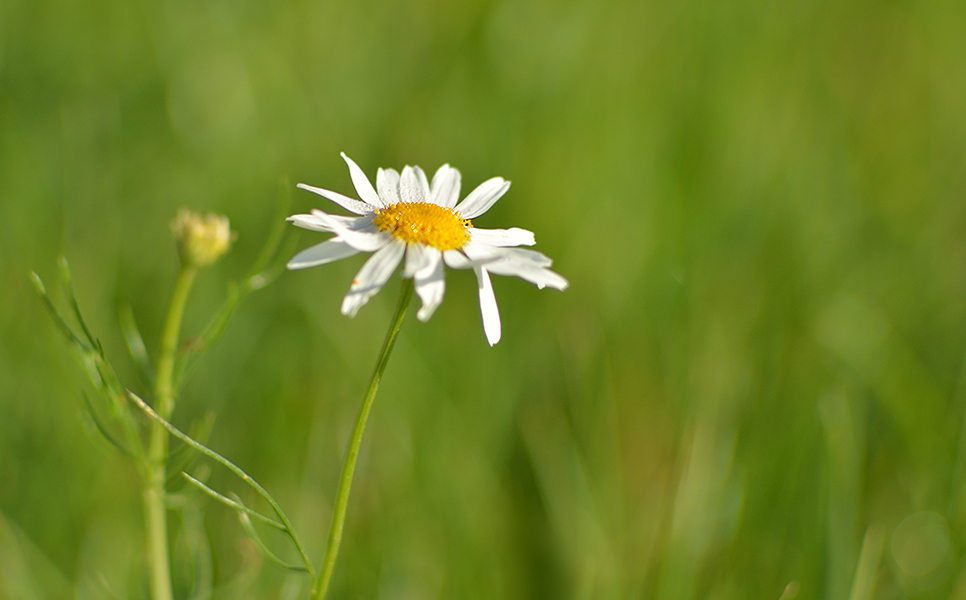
171;208;234;268
287;153;568;345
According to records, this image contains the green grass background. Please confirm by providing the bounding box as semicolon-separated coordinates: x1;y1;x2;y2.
3;0;966;598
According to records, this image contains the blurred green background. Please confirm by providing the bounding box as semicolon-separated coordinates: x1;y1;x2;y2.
3;0;966;598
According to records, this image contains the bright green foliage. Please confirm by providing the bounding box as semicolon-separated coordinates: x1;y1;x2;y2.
3;0;966;598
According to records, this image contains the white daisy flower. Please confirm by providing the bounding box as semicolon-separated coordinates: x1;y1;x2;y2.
287;153;568;345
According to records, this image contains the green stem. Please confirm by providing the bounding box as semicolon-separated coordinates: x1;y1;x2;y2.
312;279;414;600
145;265;197;600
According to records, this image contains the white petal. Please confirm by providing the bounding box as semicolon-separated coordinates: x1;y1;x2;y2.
485;249;569;290
312;210;369;230
297;212;388;253
296;183;372;215
460;238;507;264
336;228;390;254
490;263;569;290
442;240;503;270
414;250;446;321
469;227;535;247
454;178;510;219
341;152;383;208
341;241;405;317
403;242;433;279
430;165;461;208
376;168;400;206
287;210;372;233
413;166;431;201
287;212;337;233
475;267;501;346
496;246;554;267
443;249;472;270
399;166;428;204
287;239;359;270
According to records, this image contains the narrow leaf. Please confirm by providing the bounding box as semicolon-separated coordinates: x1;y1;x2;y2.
79;390;133;457
31;272;89;352
233;494;309;573
58;257;96;348
169;413;217;484
127;391;316;580
181;473;285;530
172;184;297;391
119;303;154;386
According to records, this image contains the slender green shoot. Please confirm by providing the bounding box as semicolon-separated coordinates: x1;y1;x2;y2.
119;302;155;387
847;525;885;600
313;279;414;600
31;266;142;458
232;493;310;572
173;184;297;392
128;391;318;582
78;390;134;458
182;473;285;531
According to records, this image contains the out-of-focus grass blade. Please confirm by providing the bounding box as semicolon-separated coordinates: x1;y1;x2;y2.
777;582;800;599
92;572;127;600
119;303;154;387
819;390;862;600
847;525;884;600
246;178;293;285
180;505;214;600
0;508;72;600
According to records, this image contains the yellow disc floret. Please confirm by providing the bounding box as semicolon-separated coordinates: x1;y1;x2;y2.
373;202;472;251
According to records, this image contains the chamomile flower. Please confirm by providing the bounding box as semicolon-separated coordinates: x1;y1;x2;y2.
287;153;568;345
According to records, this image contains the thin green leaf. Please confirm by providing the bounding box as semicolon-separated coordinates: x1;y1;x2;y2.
58;257;97;348
248;231;298;292
35;270;143;459
127;391;317;581
847;525;885;600
31;272;90;353
181;504;214;600
169;413;217;484
119;303;155;387
171;185;296;392
234;494;309;573
247;178;293;280
181;473;285;530
202;180;296;348
78;390;134;458
92;572;127;600
196;284;242;354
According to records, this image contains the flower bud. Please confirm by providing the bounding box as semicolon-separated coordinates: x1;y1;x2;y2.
171;208;234;268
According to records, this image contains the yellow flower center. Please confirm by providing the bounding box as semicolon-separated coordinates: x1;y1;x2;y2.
373;202;472;251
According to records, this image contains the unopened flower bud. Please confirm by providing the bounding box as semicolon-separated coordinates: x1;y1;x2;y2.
171;208;234;268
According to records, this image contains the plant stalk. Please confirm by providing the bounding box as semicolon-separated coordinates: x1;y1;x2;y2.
312;279;414;599
145;265;197;600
